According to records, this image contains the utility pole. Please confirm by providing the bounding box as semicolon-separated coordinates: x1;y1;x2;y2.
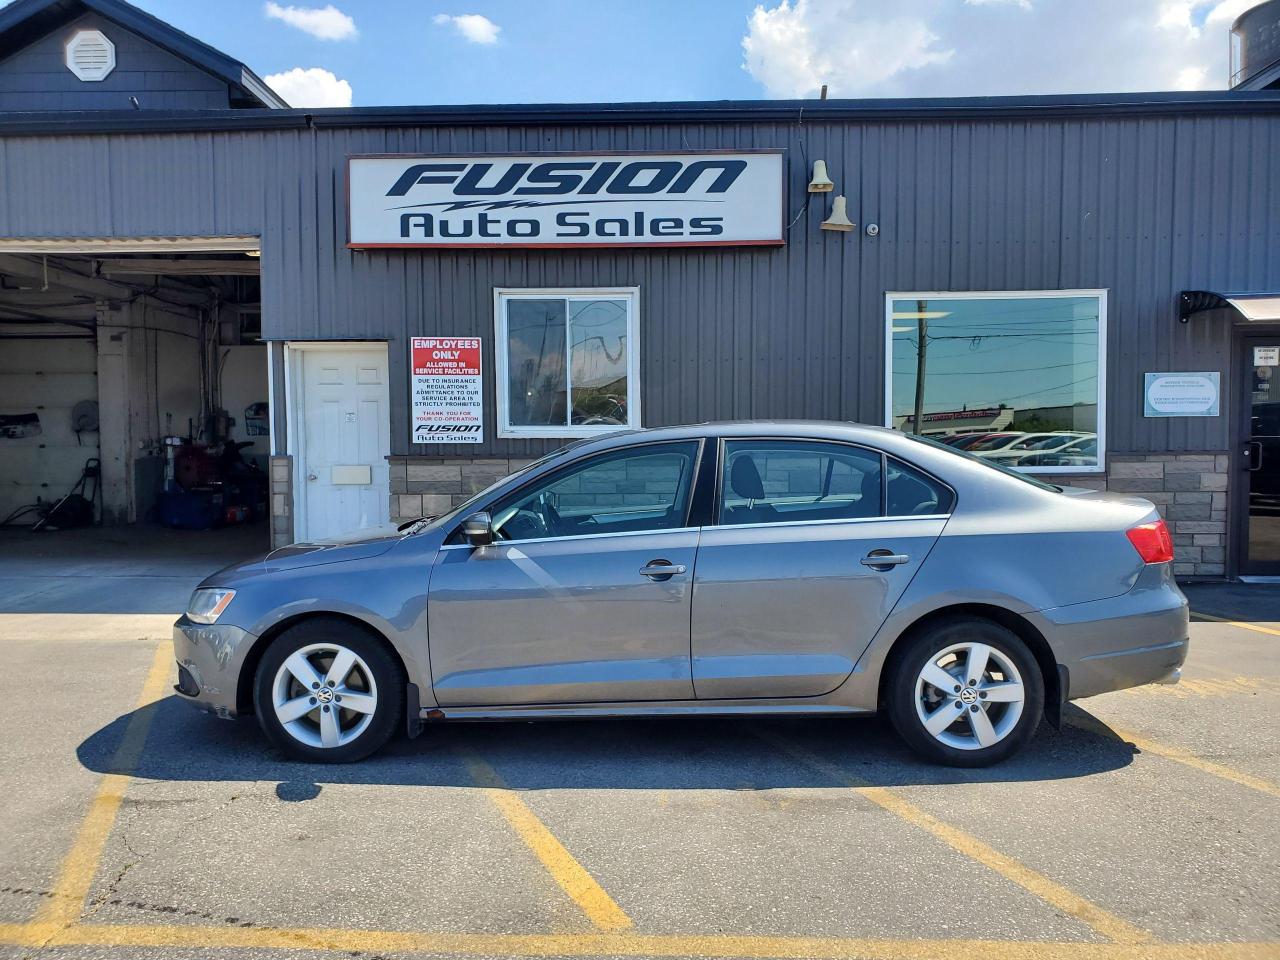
911;298;928;435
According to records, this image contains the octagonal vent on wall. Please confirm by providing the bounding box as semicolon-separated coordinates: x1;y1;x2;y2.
65;29;116;81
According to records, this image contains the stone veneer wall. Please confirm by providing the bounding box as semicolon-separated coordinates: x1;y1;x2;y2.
1053;453;1229;578
387;451;1232;579
269;455;294;549
388;457;539;523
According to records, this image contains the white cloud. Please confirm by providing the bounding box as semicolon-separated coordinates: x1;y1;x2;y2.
264;3;356;40
433;13;501;44
1173;65;1209;88
1203;0;1253;23
264;67;353;107
742;0;1237;98
965;0;1032;8
742;0;952;97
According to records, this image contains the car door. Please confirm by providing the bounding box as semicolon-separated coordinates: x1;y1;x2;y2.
427;439;704;706
690;439;950;700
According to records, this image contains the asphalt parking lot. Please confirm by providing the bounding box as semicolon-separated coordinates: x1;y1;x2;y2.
0;530;1277;959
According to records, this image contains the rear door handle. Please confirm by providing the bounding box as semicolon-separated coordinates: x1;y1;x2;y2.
861;551;910;569
640;560;687;580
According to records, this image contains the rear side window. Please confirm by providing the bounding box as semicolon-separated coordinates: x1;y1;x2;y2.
719;440;883;526
886;457;955;516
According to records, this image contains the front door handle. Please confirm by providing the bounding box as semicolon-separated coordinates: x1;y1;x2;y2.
640;560;687;580
1246;441;1262;472
861;550;910;570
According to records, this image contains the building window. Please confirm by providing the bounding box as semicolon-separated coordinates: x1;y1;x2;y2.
496;288;640;438
886;291;1106;473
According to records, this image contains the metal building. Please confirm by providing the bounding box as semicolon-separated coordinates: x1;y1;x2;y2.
2;0;1280;579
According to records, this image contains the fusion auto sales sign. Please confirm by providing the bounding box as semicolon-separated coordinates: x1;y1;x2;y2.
348;152;784;248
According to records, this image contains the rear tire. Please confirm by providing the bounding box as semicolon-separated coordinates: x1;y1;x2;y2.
253;618;403;763
887;617;1044;767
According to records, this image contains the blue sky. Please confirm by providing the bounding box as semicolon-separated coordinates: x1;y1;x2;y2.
37;0;1248;107
138;0;765;105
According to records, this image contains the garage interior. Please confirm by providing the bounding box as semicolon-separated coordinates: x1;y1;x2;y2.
0;244;269;551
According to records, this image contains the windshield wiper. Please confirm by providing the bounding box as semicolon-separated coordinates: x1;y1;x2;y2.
398;515;438;536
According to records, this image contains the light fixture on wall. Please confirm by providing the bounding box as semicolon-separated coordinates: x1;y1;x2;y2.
808;160;834;193
820;195;854;232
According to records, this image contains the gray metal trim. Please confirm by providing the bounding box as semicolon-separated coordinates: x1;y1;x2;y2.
1;91;1278;136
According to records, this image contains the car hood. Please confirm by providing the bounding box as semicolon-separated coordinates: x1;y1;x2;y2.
200;528;404;586
263;531;402;570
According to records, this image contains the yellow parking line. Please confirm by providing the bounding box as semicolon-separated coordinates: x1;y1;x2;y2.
1068;714;1280;800
1191;611;1280;637
1;922;1278;959
461;751;633;931
31;639;173;929
755;730;1151;946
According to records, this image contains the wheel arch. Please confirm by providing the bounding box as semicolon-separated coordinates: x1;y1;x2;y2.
877;602;1062;723
236;611;410;715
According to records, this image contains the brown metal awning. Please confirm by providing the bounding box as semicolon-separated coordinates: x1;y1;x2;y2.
1180;290;1280;323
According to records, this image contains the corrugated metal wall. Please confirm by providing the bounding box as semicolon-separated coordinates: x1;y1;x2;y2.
0;110;1276;459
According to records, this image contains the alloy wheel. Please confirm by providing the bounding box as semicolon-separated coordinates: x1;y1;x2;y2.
913;641;1025;751
271;642;379;749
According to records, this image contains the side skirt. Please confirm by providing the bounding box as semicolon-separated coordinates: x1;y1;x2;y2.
422;701;872;721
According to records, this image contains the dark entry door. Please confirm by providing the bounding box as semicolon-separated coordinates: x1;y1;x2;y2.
1240;337;1280;575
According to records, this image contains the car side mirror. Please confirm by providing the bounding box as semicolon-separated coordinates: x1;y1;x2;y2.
461;512;494;547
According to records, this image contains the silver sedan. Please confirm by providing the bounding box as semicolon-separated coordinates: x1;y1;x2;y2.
174;422;1188;766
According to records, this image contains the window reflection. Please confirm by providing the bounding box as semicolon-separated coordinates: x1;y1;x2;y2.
570;299;628;426
502;294;633;433
890;295;1101;470
506;299;567;427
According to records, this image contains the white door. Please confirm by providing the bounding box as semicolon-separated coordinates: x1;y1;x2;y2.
296;345;390;541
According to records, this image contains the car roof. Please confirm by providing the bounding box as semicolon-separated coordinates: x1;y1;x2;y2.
578;420;904;446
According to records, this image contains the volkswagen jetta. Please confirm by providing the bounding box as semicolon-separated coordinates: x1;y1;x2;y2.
174;422;1188;767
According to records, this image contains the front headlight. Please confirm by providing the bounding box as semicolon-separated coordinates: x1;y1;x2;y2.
187;588;236;624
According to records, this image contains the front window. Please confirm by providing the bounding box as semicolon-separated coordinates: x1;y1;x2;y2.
489;441;699;542
496;288;639;438
887;291;1105;473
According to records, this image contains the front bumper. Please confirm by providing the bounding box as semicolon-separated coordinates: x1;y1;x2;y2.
1030;563;1190;701
172;615;257;718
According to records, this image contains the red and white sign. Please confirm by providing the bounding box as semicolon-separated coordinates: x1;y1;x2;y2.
410;337;483;444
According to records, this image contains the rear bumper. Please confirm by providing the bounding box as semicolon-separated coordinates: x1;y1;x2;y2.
1067;637;1189;699
1030;563;1190;700
172;616;256;718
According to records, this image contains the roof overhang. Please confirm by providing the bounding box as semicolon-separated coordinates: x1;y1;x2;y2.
0;236;260;254
1179;290;1280;323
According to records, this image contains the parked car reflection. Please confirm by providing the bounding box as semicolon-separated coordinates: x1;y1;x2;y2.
1013;435;1098;468
981;433;1093;465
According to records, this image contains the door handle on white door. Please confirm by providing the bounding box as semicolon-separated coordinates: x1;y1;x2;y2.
307;473;318;482
861;551;910;569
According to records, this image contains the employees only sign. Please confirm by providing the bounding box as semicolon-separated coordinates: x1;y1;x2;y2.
411;337;483;444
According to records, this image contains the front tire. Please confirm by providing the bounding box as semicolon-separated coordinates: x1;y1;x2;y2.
887;617;1044;767
253;619;403;763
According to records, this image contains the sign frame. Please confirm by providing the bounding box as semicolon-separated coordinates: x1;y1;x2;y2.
347;149;787;250
410;336;484;445
1143;371;1221;418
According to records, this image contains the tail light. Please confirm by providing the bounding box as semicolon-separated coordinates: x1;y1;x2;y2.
1126;519;1174;564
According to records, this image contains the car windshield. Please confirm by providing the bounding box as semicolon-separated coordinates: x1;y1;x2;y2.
903;432;1062;492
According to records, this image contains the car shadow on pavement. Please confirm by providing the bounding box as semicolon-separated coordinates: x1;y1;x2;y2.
77;696;1135;791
